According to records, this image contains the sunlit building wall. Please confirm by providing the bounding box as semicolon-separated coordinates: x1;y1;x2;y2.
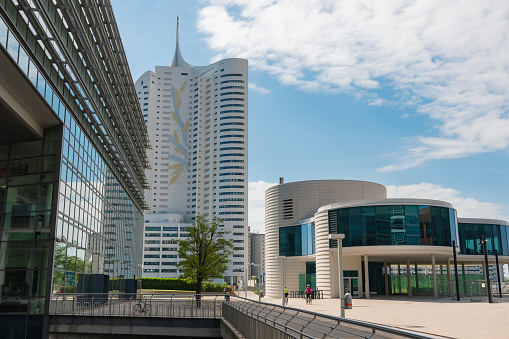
0;1;149;336
265;180;509;299
136;22;248;283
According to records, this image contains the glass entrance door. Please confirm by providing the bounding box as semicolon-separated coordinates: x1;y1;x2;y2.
344;278;359;296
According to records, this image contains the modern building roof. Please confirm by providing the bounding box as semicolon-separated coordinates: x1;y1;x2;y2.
458;217;509;226
318;198;454;213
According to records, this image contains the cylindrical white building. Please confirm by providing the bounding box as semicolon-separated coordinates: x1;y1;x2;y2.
265;180;387;298
265;180;509;300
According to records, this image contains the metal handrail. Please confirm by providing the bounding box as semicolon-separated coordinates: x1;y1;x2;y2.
50;293;223;319
225;296;442;339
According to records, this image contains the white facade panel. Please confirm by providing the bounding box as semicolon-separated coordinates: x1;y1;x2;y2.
135;27;248;282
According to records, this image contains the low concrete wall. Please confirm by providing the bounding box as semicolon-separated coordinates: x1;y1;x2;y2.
49;315;221;338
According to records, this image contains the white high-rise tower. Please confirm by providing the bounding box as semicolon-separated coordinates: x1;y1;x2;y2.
135;19;248;284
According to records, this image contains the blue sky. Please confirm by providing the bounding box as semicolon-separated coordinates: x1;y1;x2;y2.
111;0;509;234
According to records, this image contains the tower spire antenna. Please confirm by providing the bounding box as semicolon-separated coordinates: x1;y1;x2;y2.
171;15;191;67
176;16;179;46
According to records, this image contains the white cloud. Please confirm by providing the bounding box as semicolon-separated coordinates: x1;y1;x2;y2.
387;183;509;221
249;82;270;94
198;0;509;170
248;180;277;233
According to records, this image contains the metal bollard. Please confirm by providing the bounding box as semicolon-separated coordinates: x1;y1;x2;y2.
345;293;352;309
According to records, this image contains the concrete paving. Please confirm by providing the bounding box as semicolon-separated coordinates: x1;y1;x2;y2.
243;292;509;339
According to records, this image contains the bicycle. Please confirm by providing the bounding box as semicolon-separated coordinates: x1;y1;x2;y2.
285;294;288;305
305;293;312;305
132;299;151;316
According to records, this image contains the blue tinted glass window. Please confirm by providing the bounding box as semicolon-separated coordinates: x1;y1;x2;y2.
362;206;376;246
311;224;316;254
485;224;494;254
419;206;431;245
375;206;390;245
464;224;475;254
449;209;457;244
430;206;442;246
458;223;466;253
295;226;302;256
473;224;483;254
279;224;315;257
493;225;501;255
501;226;508;256
349;208;362;246
390;205;406;245
279;227;287;256
301;224;308;255
338;209;350;247
440;208;451;246
405;205;420;245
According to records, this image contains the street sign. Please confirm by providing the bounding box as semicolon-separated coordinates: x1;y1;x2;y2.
63;272;75;287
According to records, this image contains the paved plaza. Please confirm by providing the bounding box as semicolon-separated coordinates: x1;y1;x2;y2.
244;292;509;338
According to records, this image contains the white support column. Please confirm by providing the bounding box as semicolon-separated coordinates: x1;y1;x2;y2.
364;254;370;299
446;258;452;296
406;257;411;296
440;264;444;295
339;239;345;317
432;254;438;299
281;257;286;306
384;261;389;296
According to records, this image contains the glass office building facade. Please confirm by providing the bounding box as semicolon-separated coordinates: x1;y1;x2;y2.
328;205;457;248
0;128;60;316
268;181;509;299
0;1;149;337
458;221;509;256
279;222;315;257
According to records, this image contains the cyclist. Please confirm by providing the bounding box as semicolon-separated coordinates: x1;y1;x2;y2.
305;284;312;305
284;286;289;305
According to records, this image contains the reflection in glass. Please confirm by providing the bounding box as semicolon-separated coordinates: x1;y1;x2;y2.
279;223;315;257
329;205;456;248
458;222;509;256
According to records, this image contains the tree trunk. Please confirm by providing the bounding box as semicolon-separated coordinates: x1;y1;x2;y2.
196;279;202;308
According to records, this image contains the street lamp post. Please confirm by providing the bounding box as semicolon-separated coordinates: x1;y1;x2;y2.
251;263;262;302
480;235;493;303
244;267;248;298
495;250;502;298
452;241;460;301
329;234;346;318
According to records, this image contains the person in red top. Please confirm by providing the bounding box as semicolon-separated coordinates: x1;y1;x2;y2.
305;284;312;304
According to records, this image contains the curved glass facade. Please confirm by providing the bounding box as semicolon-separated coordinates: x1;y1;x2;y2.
328;205;457;247
458;222;509;256
279;222;315;257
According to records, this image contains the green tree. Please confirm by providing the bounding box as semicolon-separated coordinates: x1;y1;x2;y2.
178;215;234;302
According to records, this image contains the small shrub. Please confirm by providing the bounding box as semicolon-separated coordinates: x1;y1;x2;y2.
141;278;229;293
141;278;195;291
203;282;230;292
